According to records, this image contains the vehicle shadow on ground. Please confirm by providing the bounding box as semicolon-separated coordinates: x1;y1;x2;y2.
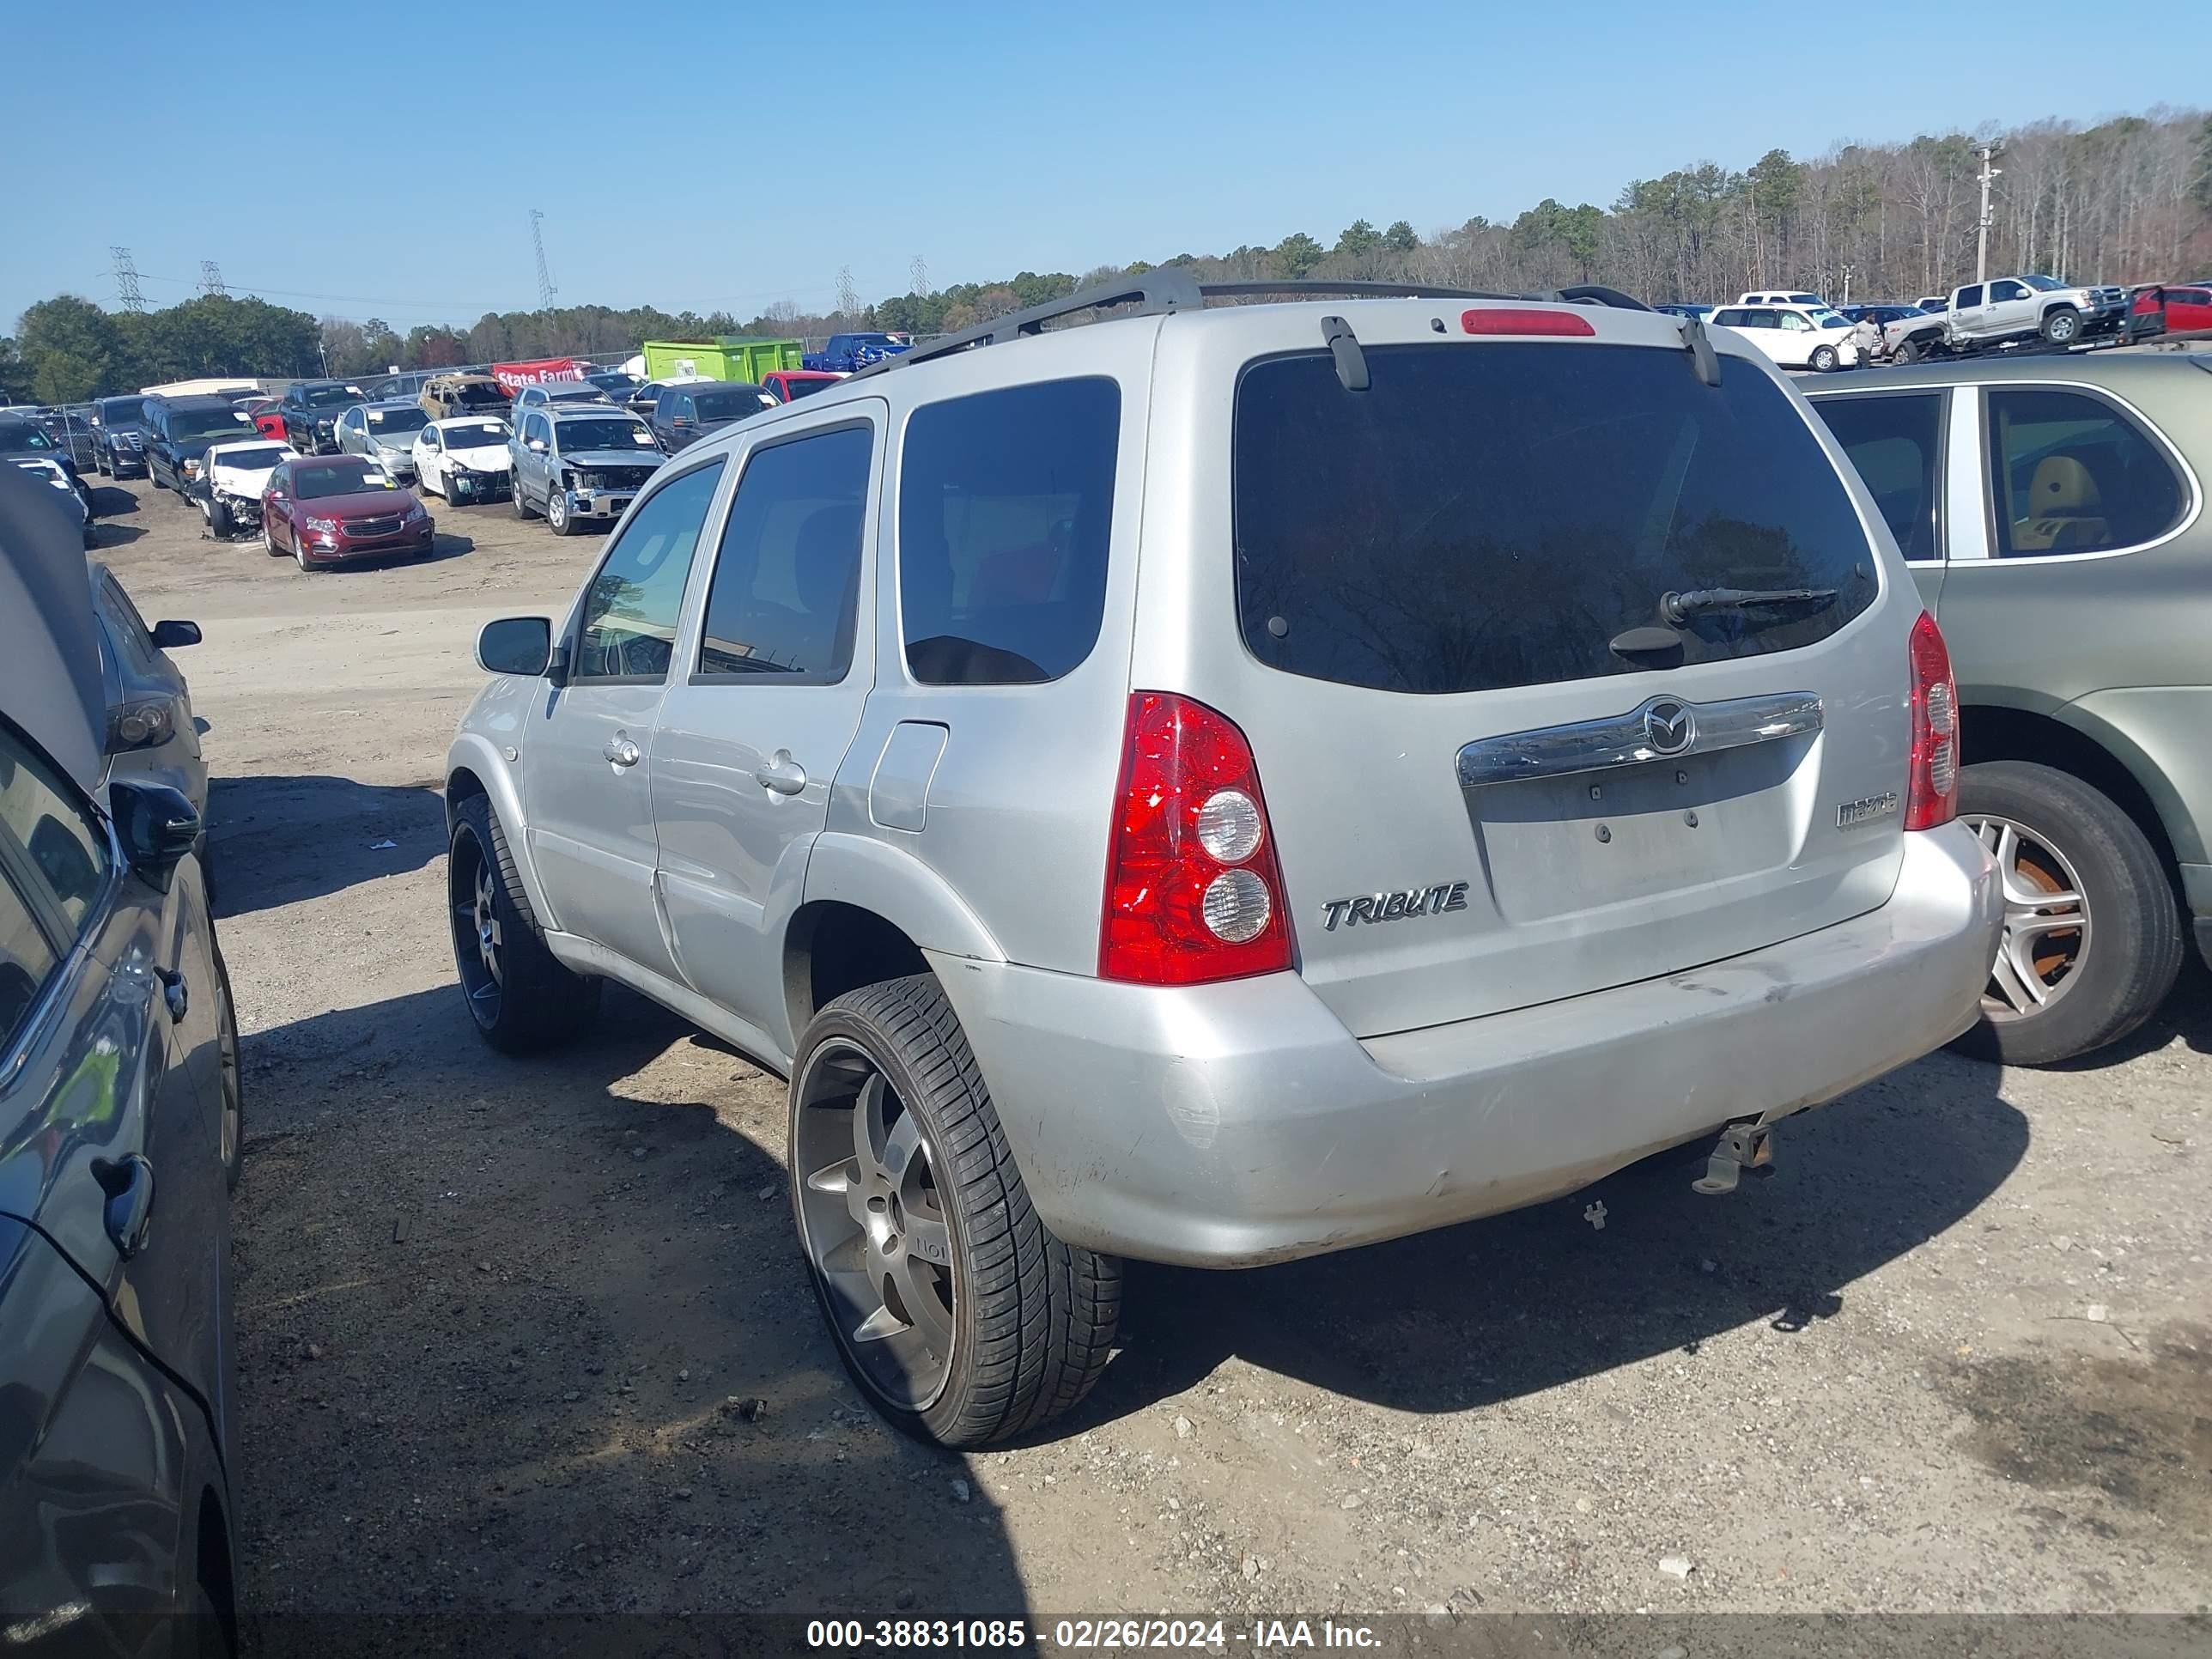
84;483;140;517
87;520;146;548
1066;1054;2028;1431
235;984;1033;1627
210;775;446;918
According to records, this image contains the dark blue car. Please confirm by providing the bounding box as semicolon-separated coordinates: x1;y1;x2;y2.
0;463;242;1657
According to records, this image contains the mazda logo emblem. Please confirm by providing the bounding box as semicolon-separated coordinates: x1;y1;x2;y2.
1644;700;1696;757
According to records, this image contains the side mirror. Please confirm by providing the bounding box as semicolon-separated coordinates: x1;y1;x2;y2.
528;439;547;453
108;778;202;886
151;619;201;650
477;616;554;677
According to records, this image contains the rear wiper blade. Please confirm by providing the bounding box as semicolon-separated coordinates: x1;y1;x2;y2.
1660;586;1838;625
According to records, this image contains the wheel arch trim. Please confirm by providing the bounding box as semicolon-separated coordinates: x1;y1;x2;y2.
798;833;1006;969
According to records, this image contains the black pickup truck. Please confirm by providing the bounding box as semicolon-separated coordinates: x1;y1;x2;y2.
276;380;368;455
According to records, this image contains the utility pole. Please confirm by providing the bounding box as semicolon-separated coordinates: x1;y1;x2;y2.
1974;143;2002;283
529;210;557;309
1839;264;1856;305
199;260;227;298
110;246;146;313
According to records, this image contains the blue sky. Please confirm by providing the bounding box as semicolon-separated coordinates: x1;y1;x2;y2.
6;2;2202;332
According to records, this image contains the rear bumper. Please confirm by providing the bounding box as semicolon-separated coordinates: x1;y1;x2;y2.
937;824;2002;1268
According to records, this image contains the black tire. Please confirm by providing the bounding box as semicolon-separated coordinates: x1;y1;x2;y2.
1893;337;1926;364
1949;760;2184;1066
213;948;244;1193
447;793;599;1054
789;975;1120;1448
149;465;166;491
510;475;534;519
547;491;575;535
209;498;234;538
1810;343;1838;373
2040;307;2081;344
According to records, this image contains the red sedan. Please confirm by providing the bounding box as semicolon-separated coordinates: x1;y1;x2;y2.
2133;284;2212;337
761;368;844;404
259;453;435;569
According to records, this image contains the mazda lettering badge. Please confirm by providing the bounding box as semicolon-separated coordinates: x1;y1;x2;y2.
1644;699;1696;757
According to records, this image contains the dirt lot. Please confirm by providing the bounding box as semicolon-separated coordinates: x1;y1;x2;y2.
83;471;2212;1634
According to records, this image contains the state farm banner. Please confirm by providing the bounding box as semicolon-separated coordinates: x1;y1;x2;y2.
491;357;586;390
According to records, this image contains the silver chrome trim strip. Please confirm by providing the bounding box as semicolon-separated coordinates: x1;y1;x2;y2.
1457;691;1825;788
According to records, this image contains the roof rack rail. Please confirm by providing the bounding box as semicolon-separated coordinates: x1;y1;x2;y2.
846;275;1652;380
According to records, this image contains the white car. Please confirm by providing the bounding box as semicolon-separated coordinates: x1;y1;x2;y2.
1707;303;1861;372
412;416;515;506
11;456;93;548
1738;290;1827;307
197;439;293;538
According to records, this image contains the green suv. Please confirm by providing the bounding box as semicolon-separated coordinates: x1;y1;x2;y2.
1810;352;2210;1063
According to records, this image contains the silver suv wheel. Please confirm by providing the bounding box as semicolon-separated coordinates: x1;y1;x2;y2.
793;1039;956;1413
1966;813;2090;1019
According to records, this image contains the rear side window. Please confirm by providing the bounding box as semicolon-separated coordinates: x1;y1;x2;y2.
1957;286;1984;308
1234;343;1876;696
572;459;726;681
1986;386;2187;558
1813;392;1945;562
897;377;1120;685
697;424;872;683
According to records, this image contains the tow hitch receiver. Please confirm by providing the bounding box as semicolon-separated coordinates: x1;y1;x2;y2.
1692;1121;1775;1196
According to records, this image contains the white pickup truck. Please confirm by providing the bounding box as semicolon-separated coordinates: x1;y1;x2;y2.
1886;274;2130;361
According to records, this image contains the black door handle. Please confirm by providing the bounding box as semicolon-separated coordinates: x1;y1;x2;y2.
93;1154;155;1259
153;964;187;1023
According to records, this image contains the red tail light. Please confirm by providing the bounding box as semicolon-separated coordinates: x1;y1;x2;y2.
1905;611;1960;830
1460;307;1597;337
1100;692;1293;984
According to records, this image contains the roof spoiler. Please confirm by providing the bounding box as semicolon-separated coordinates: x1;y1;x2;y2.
847;276;1657;381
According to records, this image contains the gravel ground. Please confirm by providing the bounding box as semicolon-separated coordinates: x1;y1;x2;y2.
83;472;2212;1635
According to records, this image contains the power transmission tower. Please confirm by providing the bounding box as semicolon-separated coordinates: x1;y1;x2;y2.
1974;143;2002;283
529;210;557;309
199;260;227;298
910;253;928;296
836;265;860;317
110;246;146;313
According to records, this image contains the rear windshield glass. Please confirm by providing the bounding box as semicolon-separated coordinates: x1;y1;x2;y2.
898;377;1120;685
1232;343;1875;696
367;407;428;432
298;384;365;408
776;376;834;400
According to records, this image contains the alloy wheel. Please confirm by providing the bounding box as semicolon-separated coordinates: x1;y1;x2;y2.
1966;814;2091;1019
793;1041;956;1412
448;825;504;1028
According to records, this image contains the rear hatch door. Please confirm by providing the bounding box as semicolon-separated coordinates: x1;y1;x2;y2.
1174;307;1912;1038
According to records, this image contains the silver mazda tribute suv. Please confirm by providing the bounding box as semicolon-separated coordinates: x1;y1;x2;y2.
444;276;2003;1445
